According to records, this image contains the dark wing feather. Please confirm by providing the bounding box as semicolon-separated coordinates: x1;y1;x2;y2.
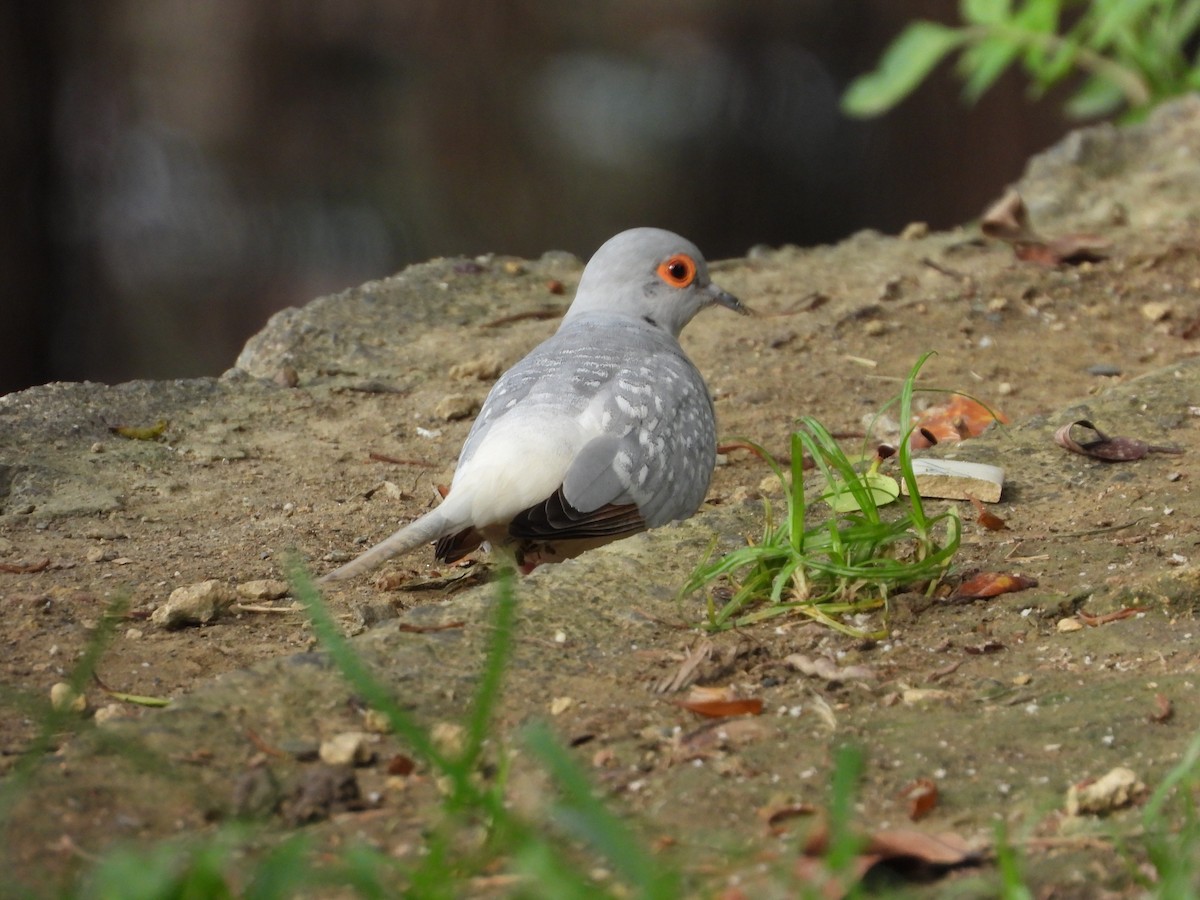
434;527;485;563
508;486;645;541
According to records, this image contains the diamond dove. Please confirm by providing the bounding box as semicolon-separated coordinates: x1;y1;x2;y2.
321;227;746;582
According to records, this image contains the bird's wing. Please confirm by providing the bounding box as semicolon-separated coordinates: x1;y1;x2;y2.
558;350;717;528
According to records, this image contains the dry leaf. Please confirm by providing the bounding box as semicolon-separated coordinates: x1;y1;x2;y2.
800;824;979;888
898;778;939;821
982;189;1109;266
785;654;876;683
981;189;1038;243
654;640;713;694
1054;419;1184;461
1150;693;1174;724
967;494;1007;530
948;572;1038;602
671;717;771;763
962;640;1005;655
911;395;1007;448
672;685;764;719
0;558;51;574
1076;605;1148;626
757;801;818;827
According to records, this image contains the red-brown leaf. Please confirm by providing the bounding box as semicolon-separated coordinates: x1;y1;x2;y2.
899;778;939;821
967;494;1007;530
949;572;1037;601
911;395;1007;448
673;695;764;719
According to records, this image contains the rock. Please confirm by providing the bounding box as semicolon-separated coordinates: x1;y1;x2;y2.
362;709;392;734
236;579;290;601
283;765;363;826
433;394;481;421
151;580;237;627
1066;766;1146;816
449;353;504;381
1141;301;1174;322
50;682;87;714
94;703;135;726
318;731;375;767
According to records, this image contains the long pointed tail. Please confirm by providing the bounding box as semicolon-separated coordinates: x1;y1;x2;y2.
319;509;453;583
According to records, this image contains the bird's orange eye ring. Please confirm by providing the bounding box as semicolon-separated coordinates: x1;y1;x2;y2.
656;254;697;288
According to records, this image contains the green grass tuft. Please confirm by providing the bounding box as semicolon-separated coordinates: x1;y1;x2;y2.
684;353;961;636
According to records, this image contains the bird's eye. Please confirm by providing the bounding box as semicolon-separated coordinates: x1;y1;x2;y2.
656;254;697;288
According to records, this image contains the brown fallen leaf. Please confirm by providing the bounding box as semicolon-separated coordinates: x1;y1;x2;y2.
1054;419;1184;461
671;717;771;763
898;778;939;821
482;307;562;329
1015;235;1110;266
757;801;818;828
785;653;876;683
395;620;466;633
1076;606;1148;626
654;639;713;694
948;572;1038;602
966;494;1007;531
982;189;1110;266
799;824;980;889
1150;693;1174;724
672;685;764;719
980;188;1038;243
0;558;51;574
386;753;416;776
911;394;1007;448
962;640;1005;655
368;452;436;468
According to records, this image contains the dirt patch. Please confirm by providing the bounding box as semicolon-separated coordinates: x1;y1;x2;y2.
3;96;1200;895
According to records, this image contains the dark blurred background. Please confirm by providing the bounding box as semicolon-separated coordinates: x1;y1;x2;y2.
2;1;1077;395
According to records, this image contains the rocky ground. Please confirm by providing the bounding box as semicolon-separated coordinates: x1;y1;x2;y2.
2;96;1200;896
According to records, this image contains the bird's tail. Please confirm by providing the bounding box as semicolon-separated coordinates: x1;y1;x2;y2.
319;509;454;583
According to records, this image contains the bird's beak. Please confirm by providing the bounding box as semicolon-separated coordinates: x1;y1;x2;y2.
706;282;750;315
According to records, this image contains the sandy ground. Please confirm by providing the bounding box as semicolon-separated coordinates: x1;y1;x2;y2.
3;96;1200;895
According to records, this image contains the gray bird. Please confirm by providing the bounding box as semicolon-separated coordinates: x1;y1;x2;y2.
320;227;746;582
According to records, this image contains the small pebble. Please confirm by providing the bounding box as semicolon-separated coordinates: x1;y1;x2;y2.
319;732;375;767
274;365;300;388
362;709;392;734
1066;767;1145;816
449;354;504;381
433;394;480;422
151;580;237;627
1140;301;1173;322
50;682;87;714
236;579;290;601
863;320;888;337
550;696;574;716
94;703;133;726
